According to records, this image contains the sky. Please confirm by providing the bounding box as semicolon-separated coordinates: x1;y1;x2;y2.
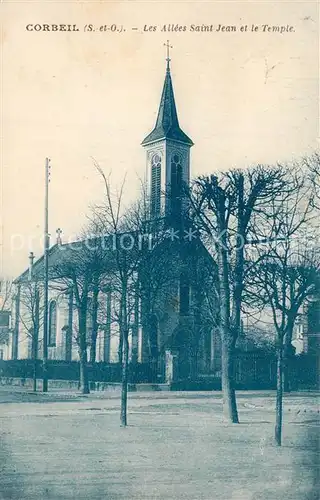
1;0;319;277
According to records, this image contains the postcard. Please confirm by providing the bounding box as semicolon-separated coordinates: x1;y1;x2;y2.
1;1;319;499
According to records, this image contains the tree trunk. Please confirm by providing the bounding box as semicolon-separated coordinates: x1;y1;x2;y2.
218;225;239;424
65;289;73;362
131;289;139;365
221;339;239;422
78;311;90;395
275;345;284;446
118;331;123;366
33;360;37;392
230;174;245;340
120;334;129;427
120;287;129;427
283;324;294;393
118;303;123;365
79;347;90;394
90;284;99;364
12;285;20;360
104;291;111;363
32;288;40;392
31;332;37;392
226;175;244;422
32;331;38;392
89;333;98;365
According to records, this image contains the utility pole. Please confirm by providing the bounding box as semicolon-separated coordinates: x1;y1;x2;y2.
43;157;50;392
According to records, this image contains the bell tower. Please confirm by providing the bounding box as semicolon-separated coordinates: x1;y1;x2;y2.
141;42;194;224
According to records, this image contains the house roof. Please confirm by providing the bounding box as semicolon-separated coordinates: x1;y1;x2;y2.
141;63;193;147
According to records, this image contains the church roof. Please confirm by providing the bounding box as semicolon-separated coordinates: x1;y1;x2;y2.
13;229;215;285
13;237;115;284
141;64;193;147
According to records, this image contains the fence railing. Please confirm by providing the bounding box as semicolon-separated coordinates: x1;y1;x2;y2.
0;353;318;389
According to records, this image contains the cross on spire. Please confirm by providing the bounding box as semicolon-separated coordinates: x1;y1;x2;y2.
56;227;62;245
29;251;35;266
164;40;173;71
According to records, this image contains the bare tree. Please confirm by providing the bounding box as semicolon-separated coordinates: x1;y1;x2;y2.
238;324;276;354
303;152;320;210
182;239;218;380
0;279;13;312
0;279;13;361
190;164;288;423
90;163;178;423
136;227;179;380
19;283;43;391
246;171;319;445
51;238;109;394
91;163;142;426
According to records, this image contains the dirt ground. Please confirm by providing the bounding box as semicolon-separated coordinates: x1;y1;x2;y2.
0;388;319;499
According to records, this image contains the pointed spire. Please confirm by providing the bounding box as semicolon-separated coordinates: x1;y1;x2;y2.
141;44;193;147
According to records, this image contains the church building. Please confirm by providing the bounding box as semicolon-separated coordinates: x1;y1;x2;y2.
8;51;220;383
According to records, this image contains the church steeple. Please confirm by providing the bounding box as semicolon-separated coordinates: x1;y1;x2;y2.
142;44;193;221
141;49;193;147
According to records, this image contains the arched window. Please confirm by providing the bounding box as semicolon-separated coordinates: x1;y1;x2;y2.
48;300;57;347
151;154;161;218
171;153;183;217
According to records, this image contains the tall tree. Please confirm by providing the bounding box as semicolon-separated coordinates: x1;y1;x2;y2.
19;282;43;391
246;169;318;445
52;238;109;394
190;165;288;422
91;164;142;426
90;165;176;423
